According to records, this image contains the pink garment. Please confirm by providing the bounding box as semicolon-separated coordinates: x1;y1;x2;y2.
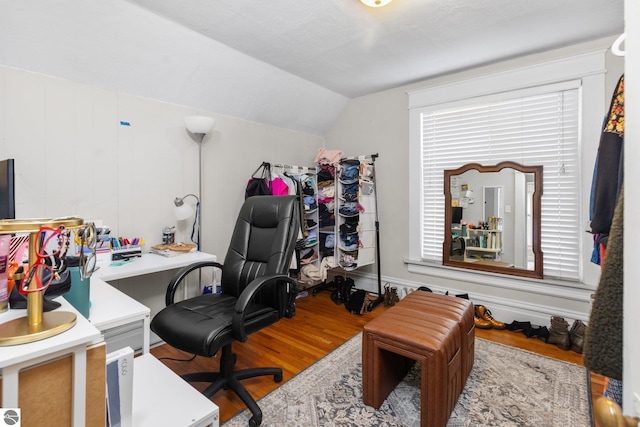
271;177;290;196
315;148;344;165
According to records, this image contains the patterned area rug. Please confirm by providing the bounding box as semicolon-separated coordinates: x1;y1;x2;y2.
222;333;593;427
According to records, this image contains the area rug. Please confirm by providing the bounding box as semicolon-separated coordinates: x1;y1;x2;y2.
222;333;593;427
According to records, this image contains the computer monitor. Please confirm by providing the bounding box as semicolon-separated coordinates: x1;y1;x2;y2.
451;206;463;224
0;158;16;219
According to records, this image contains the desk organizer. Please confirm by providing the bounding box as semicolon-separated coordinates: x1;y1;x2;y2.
111;246;143;261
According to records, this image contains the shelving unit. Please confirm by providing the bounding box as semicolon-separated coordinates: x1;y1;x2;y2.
460;228;502;262
312;154;383;310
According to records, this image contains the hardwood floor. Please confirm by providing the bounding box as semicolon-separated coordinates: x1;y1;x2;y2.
149;289;604;425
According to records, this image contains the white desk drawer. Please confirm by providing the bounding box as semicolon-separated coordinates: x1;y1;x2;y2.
103;320;144;354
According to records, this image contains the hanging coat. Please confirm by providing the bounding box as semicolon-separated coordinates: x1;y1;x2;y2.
590;74;624;248
583;185;624;380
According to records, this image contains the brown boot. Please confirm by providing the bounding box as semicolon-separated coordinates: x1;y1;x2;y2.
383;284;391;307
569;320;587;354
548;316;571;350
476;305;505;330
474;305;492;329
389;287;399;306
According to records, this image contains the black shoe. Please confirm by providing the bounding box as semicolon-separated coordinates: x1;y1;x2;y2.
524;325;549;341
505;320;532;331
536;326;550;342
342;277;355;304
330;277;344;305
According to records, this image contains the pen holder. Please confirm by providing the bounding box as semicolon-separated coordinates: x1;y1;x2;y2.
111;246;142;261
65;266;91;318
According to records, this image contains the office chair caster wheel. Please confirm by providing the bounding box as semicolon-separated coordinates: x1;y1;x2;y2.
249;415;262;427
274;372;283;383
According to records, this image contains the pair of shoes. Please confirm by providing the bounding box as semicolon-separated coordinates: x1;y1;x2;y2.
330;276;353;305
330;277;344;305
383;284;399;307
474;305;505;329
547;316;571;350
569;319;587;354
505;320;531;331
474;312;492;329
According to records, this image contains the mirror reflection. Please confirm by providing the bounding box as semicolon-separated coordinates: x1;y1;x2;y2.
444;161;543;279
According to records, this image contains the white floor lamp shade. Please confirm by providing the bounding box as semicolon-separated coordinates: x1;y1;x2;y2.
184;116;215;135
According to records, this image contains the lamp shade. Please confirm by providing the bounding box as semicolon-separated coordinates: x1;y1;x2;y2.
174;202;194;221
184;116;215;135
360;0;393;7
174;195;197;220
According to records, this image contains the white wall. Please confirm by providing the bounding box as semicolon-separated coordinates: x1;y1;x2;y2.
0;65;323;261
326;38;625;327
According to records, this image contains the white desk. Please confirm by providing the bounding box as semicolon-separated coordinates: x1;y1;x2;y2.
133;354;219;427
94;251;217;282
89;278;151;354
0;251;218;427
93;251;219;427
90;251;217;354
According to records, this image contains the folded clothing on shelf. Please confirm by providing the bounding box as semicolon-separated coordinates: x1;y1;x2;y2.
304;195;317;211
340;163;360;184
340;222;358;235
340;250;358;269
339;202;360;217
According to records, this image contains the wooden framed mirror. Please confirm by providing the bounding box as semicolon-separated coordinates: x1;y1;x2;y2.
443;161;543;279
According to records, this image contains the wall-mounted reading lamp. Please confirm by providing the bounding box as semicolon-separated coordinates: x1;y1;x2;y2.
179;115;215;251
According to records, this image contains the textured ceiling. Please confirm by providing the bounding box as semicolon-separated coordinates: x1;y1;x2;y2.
129;0;624;98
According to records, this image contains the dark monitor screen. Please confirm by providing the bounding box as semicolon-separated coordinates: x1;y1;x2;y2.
0;158;15;219
451;206;463;224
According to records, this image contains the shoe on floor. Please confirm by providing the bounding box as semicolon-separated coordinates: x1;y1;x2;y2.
475;305;506;330
505;320;532;331
473;305;492;329
474;314;492;329
569;319;587;354
548;315;571;350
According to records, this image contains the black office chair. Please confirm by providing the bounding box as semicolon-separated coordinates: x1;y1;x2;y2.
151;195;300;427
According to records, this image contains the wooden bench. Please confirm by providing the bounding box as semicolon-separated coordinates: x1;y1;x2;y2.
362;291;475;427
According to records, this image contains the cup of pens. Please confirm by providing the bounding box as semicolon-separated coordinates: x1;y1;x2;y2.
110;236;144;261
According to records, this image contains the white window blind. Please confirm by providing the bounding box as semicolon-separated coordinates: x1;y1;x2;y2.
420;85;581;280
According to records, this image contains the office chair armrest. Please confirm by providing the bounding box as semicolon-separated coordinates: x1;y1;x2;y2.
232;274;298;342
165;260;224;306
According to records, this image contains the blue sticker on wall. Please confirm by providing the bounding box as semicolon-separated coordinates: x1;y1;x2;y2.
120;121;131;126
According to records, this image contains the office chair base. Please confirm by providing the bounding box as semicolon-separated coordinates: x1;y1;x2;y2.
182;345;283;427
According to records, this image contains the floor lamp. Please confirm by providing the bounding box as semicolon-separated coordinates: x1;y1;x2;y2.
178;115;215;251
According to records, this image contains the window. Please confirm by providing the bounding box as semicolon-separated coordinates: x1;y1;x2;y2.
417;81;581;280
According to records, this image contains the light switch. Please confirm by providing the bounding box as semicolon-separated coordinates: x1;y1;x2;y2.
505;205;511;213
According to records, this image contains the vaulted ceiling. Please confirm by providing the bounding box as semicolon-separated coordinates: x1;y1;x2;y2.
0;1;624;135
130;0;624;98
